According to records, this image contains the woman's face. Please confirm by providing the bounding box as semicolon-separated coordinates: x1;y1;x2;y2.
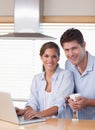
41;48;59;72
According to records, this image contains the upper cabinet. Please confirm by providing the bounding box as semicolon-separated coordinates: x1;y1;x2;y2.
0;0;95;16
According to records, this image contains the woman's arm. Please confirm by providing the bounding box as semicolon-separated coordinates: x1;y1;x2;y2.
24;106;58;119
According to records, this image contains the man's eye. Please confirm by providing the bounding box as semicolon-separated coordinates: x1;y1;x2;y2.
44;55;49;57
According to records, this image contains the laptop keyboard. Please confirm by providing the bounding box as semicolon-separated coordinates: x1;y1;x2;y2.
18;116;46;124
18;116;28;121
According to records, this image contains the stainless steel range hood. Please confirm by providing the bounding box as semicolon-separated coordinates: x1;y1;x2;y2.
0;0;55;40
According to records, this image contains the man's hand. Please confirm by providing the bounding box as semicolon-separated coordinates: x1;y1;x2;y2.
68;96;88;111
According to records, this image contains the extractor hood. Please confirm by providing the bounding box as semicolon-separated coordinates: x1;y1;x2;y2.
0;0;55;40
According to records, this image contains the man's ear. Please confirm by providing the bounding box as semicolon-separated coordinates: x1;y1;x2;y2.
83;41;86;48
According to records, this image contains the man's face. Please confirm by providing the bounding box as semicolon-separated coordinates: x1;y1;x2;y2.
62;40;86;66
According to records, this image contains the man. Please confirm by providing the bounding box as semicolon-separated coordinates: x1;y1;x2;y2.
60;28;95;120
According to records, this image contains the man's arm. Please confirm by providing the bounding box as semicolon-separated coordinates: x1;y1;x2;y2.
68;96;95;111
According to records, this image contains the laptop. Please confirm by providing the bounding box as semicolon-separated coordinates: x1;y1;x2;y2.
0;91;46;125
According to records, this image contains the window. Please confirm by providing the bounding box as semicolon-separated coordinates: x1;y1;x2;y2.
0;23;95;100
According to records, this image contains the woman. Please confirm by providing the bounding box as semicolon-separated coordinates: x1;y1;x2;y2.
16;41;74;119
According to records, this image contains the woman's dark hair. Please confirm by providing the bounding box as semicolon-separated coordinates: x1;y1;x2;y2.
60;28;84;47
40;41;60;71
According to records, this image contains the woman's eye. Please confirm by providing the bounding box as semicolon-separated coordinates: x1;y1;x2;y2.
52;55;57;58
44;55;58;58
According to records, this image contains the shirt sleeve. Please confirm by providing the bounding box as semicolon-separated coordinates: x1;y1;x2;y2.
25;75;40;111
52;70;74;118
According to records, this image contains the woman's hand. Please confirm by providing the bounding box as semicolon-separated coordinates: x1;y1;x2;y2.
15;106;41;119
15;107;25;116
24;109;41;120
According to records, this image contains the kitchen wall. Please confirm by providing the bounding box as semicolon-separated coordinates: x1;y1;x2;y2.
0;0;95;16
0;0;95;100
44;0;95;16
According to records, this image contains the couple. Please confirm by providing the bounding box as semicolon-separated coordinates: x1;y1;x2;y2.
16;28;95;120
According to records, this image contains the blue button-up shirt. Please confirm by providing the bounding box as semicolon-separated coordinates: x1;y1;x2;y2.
65;52;95;120
26;66;74;118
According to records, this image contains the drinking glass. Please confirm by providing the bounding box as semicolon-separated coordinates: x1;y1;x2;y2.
69;93;81;121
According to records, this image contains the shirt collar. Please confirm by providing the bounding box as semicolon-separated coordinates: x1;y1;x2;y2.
86;52;94;72
40;65;60;81
71;52;94;77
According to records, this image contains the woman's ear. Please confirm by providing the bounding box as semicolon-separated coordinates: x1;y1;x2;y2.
57;57;60;62
40;56;42;60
